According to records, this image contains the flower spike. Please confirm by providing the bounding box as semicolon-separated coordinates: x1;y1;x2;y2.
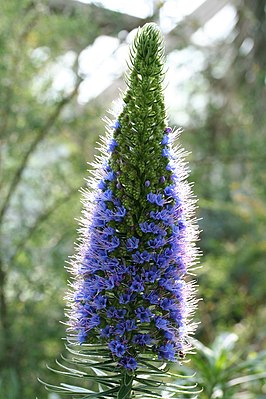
43;23;200;399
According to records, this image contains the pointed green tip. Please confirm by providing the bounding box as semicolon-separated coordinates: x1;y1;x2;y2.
133;22;164;66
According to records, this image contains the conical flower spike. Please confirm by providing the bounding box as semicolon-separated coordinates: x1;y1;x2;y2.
48;23;200;399
69;21;198;370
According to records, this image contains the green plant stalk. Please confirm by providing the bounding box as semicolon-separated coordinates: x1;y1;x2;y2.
117;372;134;399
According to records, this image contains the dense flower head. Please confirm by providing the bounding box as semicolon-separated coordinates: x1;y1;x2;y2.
67;23;199;372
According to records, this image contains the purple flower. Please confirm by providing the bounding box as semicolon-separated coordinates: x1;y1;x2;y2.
145;180;151;187
94;295;107;309
147;192;164;206
131;275;144;292
124;319;137;331
112;120;120;129
119;356;138;370
109;340;127;357
164;185;175;197
114;206;126;220
106;236;120;251
161;134;169;145
98;180;107;190
155;316;169;330
162;148;170;157
106;171;116;181
158;343;175;361
160;298;177;311
108;139;118;152
100;326;113;338
147;192;157;204
126;237;139;251
164;127;172;133
119;293;132;304
133;333;151;346
145;291;159;304
135;307;152;323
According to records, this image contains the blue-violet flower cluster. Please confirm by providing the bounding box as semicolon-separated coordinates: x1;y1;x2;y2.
67;24;199;373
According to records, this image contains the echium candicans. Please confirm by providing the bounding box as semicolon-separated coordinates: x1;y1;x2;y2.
44;23;200;399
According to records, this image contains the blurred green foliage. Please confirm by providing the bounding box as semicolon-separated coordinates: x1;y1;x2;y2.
180;332;266;398
0;0;265;398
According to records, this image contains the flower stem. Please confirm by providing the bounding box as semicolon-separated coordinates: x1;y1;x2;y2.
117;372;134;399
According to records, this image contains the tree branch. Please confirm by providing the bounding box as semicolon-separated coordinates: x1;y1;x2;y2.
0;80;82;225
9;186;80;264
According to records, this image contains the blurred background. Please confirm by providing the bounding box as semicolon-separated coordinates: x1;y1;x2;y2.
0;0;265;398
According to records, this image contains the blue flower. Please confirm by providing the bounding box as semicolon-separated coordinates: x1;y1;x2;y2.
155;194;164;206
141;250;151;262
114;323;125;335
87;314;101;329
119;356;138;370
112;120;120;129
126;237;139;251
106;171;116;181
100;325;113;338
147;192;157;204
124;319;137;331
160;298;177;311
145;291;159;304
106;307;118;319
119;293;132;304
117;308;127;318
135;307;152;323
161;134;169;145
102;189;113;201
78;329;88;344
147;192;164;206
106;236;120;252
162;148;170;157
108;138;118;152
94;295;108;310
133;333;151;346
103;226;115;236
144;267;159;283
158;343;175;361
114;206;127;220
98;180;107;190
164;185;175;197
109;340;127;357
131;276;144;292
155;316;169;330
164;127;172;133
148;238;165;250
